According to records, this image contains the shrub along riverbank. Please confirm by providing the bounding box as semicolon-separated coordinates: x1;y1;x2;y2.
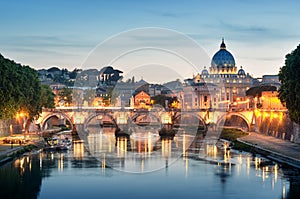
219;128;253;152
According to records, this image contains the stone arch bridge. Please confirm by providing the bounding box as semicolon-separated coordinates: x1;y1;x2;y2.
35;107;269;133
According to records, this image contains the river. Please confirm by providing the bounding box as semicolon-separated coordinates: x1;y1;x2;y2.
0;127;299;199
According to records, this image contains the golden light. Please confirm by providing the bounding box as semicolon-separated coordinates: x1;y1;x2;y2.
255;109;261;117
9;124;13;135
280;112;283;121
161;113;171;124
19;112;24;117
171;100;178;108
263;112;270;118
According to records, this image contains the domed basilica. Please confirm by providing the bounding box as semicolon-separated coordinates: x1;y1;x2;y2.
183;39;255;110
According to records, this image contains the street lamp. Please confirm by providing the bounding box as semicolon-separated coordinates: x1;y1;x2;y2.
9;124;13;148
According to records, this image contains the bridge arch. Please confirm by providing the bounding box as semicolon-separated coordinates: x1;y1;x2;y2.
216;112;250;131
84;112;117;130
172;112;207;132
130;111;161;125
40;111;73;131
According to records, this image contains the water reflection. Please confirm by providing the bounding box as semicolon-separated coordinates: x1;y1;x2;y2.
0;127;300;199
84;127;197;173
0;155;43;199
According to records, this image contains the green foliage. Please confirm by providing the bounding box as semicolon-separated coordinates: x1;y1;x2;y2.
0;54;45;120
279;44;300;124
246;85;277;97
58;87;73;106
103;87;119;106
151;95;178;108
40;85;55;108
219;128;248;141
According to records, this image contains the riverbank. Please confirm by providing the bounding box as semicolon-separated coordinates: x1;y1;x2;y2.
0;136;44;167
238;132;300;169
220;128;300;169
0;144;40;166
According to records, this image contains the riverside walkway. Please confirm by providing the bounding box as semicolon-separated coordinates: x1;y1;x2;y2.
0;135;44;166
239;132;300;168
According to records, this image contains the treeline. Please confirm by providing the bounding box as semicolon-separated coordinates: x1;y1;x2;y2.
0;54;54;120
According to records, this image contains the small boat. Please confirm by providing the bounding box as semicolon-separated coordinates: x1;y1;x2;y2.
43;137;72;152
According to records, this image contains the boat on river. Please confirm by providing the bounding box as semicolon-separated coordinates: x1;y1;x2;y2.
43;132;72;151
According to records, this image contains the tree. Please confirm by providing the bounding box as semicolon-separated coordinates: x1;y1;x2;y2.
0;54;53;133
246;85;277;97
0;54;42;120
40;85;55;109
279;44;300;125
151;95;178;109
19;66;42;120
58;87;73;106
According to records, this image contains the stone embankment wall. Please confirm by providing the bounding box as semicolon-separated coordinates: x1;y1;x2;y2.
253;111;300;144
293;123;300;144
0;119;22;137
0;120;10;137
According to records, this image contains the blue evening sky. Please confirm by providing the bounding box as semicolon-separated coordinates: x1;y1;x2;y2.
0;0;299;83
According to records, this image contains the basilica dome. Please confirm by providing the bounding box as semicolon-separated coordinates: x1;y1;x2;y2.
211;39;235;69
201;66;209;75
238;66;246;76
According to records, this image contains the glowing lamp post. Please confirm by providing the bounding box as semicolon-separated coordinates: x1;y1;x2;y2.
117;113;128;125
116;112;129;137
9;124;13;148
161;113;172;130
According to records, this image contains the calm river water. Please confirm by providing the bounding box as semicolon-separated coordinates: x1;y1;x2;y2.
0;127;299;199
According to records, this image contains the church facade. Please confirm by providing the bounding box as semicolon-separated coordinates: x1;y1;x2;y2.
182;39;257;110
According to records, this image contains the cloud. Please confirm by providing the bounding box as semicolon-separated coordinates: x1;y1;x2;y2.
219;20;270;33
0;35;94;49
145;9;189;18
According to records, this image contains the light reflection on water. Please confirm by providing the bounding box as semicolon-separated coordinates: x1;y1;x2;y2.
0;127;299;199
84;127;201;173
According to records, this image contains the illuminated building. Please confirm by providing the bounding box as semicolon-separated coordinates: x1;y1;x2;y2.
182;39;257;110
133;90;151;108
260;91;285;110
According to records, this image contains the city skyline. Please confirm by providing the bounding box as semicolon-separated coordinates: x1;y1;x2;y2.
0;0;300;83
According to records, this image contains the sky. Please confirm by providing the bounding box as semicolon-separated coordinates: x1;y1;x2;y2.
0;0;299;83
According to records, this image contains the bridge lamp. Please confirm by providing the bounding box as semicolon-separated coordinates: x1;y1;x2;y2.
117;113;128;125
263;112;270;118
9;124;13;136
162;113;172;125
